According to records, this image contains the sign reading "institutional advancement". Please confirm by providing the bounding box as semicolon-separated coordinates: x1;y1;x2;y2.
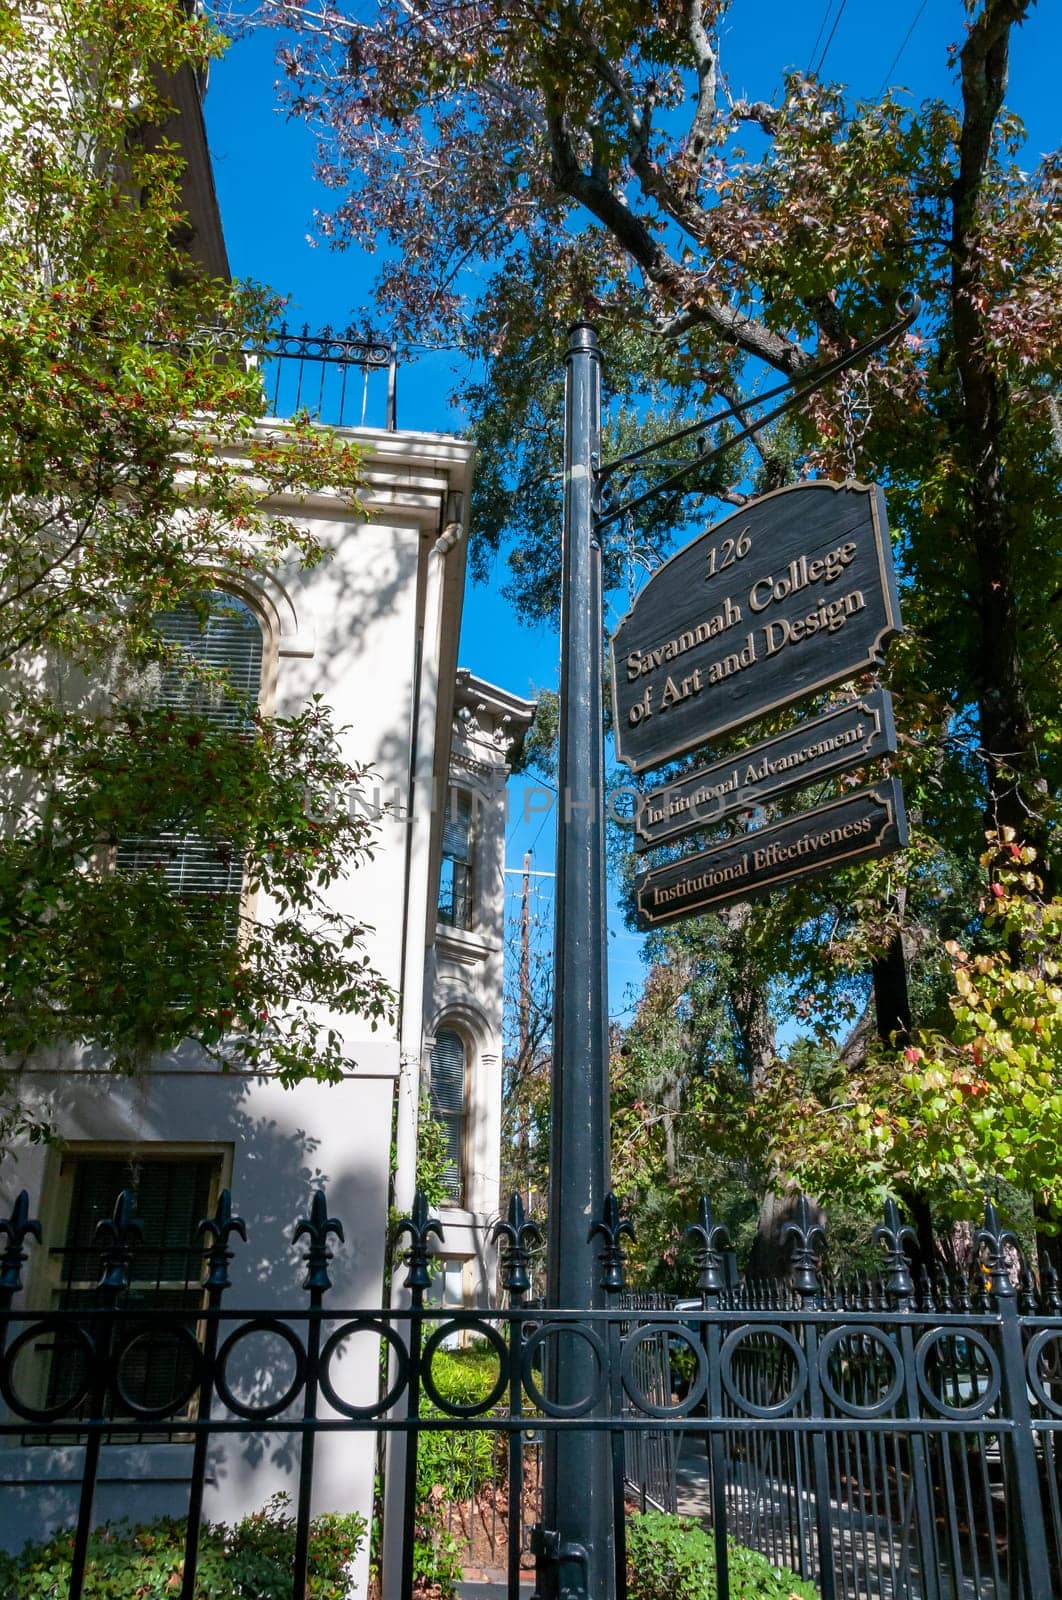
635;780;907;927
634;689;896;851
612;482;901;773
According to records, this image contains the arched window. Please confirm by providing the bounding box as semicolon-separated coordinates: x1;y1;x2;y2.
115;592;264;909
429;1028;467;1203
149;591;264;724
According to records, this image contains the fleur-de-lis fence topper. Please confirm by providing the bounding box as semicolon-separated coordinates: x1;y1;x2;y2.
293;1189;344;1294
491;1193;542;1301
95;1189;145;1295
395;1190;443;1295
1042;1254;1062;1315
781;1195;827;1302
685;1195;732;1300
872;1198;917;1305
589;1192;635;1294
196;1189;247;1291
0;1191;42;1297
975;1198;1020;1300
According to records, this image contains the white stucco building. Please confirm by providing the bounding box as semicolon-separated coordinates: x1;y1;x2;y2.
0;38;534;1599
425;672;534;1307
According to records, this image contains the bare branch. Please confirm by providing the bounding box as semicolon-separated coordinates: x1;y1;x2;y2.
683;0;719;182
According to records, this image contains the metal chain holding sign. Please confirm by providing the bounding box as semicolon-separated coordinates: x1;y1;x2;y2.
841;367;871;480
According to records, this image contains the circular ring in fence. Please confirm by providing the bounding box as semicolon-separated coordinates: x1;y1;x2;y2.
319;1318;409;1419
112;1321;204;1421
1025;1329;1062;1417
521;1323;606;1418
816;1325;904;1419
913;1328;1000;1420
0;1318;95;1423
215;1318;307;1420
719;1326;808;1418
421;1320;509;1417
620;1323;708;1418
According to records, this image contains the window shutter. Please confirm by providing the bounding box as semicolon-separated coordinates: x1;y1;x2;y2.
117;594;263;906
60;1156;216;1287
152;595;264;727
50;1154;219;1421
430;1030;466;1202
441;791;472;864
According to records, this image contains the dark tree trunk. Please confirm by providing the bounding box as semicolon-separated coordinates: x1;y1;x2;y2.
951;2;1046;872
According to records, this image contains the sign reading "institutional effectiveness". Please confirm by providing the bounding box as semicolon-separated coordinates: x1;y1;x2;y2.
612;481;901;773
635;780;907;927
634;690;896;851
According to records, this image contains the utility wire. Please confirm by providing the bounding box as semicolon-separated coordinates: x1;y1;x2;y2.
878;0;931;95
814;0;849;77
805;0;838;76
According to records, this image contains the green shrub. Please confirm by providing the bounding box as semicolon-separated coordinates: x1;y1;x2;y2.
626;1510;818;1600
412;1343;505;1597
0;1493;366;1599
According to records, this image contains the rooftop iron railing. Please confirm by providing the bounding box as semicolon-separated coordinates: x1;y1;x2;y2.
251;324;398;431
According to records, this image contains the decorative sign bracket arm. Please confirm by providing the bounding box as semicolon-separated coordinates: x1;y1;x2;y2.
596;293;921;531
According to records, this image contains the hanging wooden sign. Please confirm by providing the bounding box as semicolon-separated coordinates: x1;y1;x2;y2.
635;779;907;927
611;481;902;774
634;689;896;852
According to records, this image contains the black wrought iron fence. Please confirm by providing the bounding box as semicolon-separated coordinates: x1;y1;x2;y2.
1;1185;1060;1600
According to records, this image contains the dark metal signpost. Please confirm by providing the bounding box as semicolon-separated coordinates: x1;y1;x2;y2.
541;306;916;1600
540;325;614;1600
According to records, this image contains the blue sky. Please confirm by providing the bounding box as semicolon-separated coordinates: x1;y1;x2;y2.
203;1;1059;1021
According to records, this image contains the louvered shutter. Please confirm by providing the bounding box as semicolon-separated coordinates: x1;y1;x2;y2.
116;593;263;907
60;1156;216;1289
152;596;264;727
441;791;472;863
49;1155;218;1418
430;1029;466;1202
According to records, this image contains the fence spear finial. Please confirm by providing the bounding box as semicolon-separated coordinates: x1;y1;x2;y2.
396;1190;444;1296
873;1198;916;1305
685;1195;731;1300
492;1193;542;1302
781;1195;826;1302
589;1193;634;1294
197;1189;247;1291
293;1189;344;1294
0;1191;42;1296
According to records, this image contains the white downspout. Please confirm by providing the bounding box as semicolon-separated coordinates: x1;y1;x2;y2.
393;503;464;1217
382;501;464;1600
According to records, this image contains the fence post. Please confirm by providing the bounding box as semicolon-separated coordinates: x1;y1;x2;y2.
494;1194;543;1600
67;1190;143;1600
590;1193;634;1600
686;1197;731;1600
291;1189;344;1600
181;1190;246;1600
873;1198;942;1600
396;1192;443;1600
782;1197;836;1600
976;1201;1053;1598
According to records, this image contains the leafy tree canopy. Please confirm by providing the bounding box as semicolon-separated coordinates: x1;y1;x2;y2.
0;0;393;1126
261;0;1062;1224
266;0;1059;831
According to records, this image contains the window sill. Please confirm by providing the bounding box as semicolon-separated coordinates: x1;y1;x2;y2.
435;924;493;964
